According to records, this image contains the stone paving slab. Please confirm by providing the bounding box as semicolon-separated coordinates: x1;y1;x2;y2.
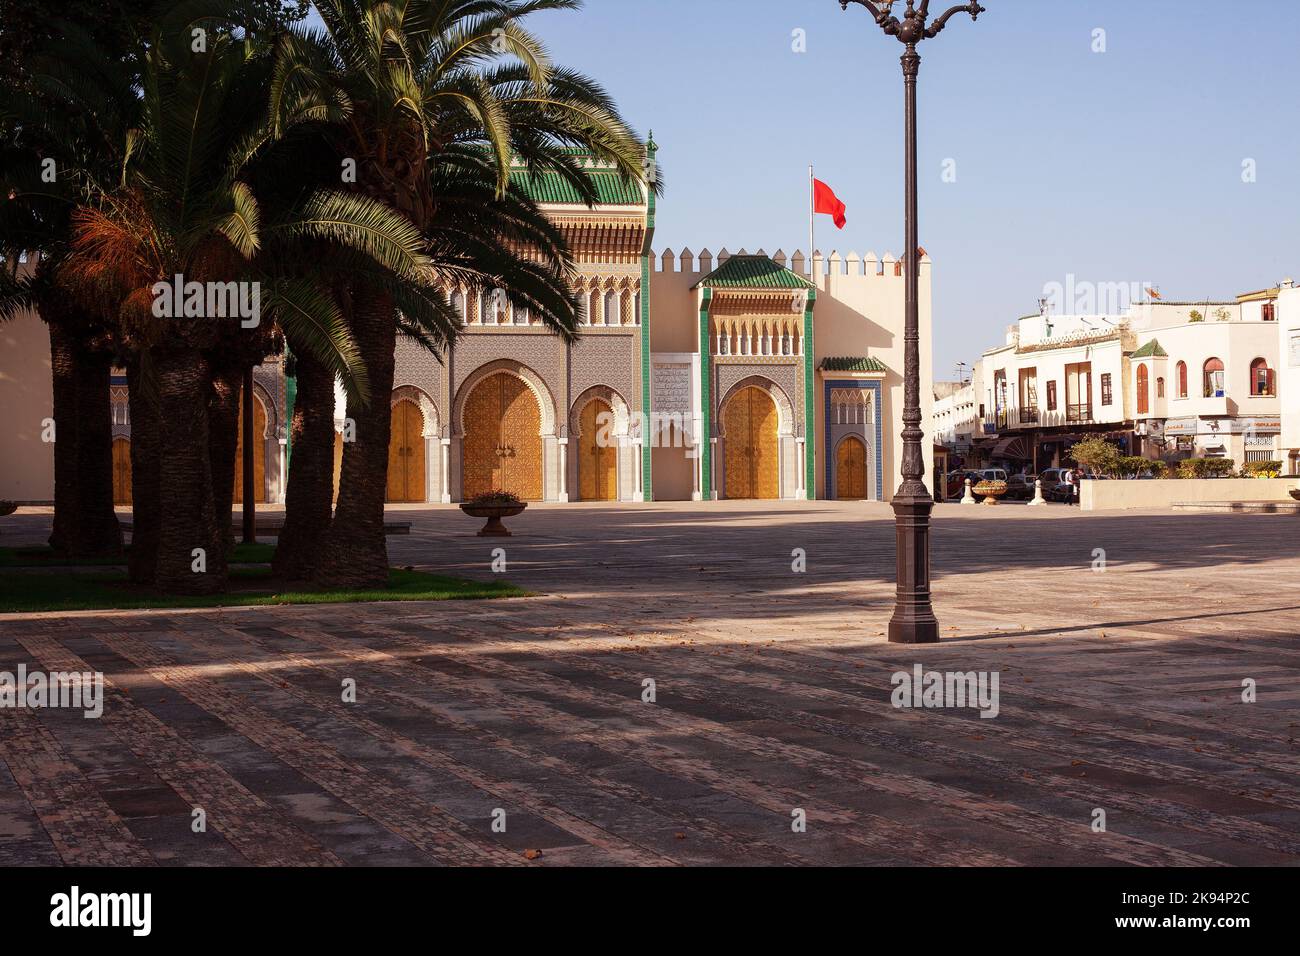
1;502;1298;865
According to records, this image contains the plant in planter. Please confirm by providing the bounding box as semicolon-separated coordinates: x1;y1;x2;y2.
460;491;528;537
972;479;1007;505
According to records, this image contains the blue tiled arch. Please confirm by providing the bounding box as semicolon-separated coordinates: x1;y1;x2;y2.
823;379;884;501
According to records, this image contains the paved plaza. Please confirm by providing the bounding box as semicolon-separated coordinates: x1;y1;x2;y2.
1;501;1299;866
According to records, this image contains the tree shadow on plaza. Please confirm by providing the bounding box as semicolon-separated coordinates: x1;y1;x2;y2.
382;505;1300;640
415;505;1300;581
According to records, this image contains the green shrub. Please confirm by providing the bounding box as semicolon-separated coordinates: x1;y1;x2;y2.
1189;310;1204;322
1176;457;1235;479
1069;437;1121;476
1115;455;1156;478
1241;460;1282;478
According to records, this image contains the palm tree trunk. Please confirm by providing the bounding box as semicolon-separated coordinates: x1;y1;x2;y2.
313;291;395;589
47;322;80;553
73;346;125;556
273;350;336;581
153;349;228;594
208;360;243;556
47;321;123;557
126;358;161;586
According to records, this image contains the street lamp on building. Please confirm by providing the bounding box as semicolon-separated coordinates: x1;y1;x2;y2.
839;0;985;644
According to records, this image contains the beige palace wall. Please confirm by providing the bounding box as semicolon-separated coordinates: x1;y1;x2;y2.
0;307;55;502
647;249;933;502
814;255;934;501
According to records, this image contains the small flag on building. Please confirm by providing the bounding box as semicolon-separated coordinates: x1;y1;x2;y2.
1146;287;1163;301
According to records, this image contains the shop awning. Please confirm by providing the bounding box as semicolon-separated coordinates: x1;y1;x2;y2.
989;436;1031;460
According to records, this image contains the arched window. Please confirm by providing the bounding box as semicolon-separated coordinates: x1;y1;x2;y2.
1203;358;1225;398
603;290;619;326
1136;363;1149;414
1176;361;1188;398
1250;358;1274;396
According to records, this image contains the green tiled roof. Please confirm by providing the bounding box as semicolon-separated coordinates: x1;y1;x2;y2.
1131;339;1167;358
820;356;887;373
509;168;645;206
693;255;815;291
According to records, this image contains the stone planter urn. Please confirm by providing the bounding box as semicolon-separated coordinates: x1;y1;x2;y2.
973;479;1007;506
460;493;527;536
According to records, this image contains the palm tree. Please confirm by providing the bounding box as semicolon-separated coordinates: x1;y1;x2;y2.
0;36;128;559
269;0;650;588
0;2;314;562
56;18;437;594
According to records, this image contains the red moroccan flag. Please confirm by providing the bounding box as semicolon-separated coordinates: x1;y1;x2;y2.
813;178;847;229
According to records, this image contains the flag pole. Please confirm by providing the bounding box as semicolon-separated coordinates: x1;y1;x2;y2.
808;164;815;281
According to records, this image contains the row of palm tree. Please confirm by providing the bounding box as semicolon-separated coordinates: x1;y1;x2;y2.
0;0;650;594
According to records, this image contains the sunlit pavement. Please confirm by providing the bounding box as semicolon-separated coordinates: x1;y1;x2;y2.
2;501;1298;865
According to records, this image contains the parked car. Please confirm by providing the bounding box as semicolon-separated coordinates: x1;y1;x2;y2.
1004;473;1037;501
1038;468;1069;502
944;470;984;499
976;468;1008;483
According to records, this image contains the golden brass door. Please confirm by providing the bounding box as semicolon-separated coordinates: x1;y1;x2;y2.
233;395;267;504
386;399;425;502
723;386;779;499
836;435;868;500
579;399;617;501
463;373;543;500
112;438;132;505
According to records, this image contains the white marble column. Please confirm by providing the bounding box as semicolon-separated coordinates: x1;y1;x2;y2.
692;442;702;501
796;437;806;499
710;437;719;500
558;438;569;503
440;438;451;503
632;438;642;501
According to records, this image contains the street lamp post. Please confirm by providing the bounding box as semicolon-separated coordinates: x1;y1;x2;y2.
839;0;984;644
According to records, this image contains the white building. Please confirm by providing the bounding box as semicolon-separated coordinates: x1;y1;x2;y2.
950;284;1290;472
933;379;979;457
1274;283;1300;471
1128;294;1282;465
970;311;1135;471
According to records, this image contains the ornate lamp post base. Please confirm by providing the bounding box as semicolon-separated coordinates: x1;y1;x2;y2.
888;491;939;644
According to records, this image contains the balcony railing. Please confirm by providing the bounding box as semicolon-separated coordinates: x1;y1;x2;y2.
1066;403;1093;423
1019;408;1039;424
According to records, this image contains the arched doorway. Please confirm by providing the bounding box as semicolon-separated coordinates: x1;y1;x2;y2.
578;398;617;500
723;386;779;499
836;436;868;500
112;438;132;505
233;393;267;504
463;372;543;500
386;398;426;502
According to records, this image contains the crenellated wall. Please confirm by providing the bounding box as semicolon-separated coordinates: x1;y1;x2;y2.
649;246;934;501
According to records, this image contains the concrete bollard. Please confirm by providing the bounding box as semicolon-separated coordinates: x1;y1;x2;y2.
1027;478;1046;507
960;478;976;505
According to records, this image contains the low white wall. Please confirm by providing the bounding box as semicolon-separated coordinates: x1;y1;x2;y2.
1081;478;1299;511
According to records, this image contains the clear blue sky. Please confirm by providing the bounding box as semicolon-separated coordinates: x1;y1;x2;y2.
319;1;1300;379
